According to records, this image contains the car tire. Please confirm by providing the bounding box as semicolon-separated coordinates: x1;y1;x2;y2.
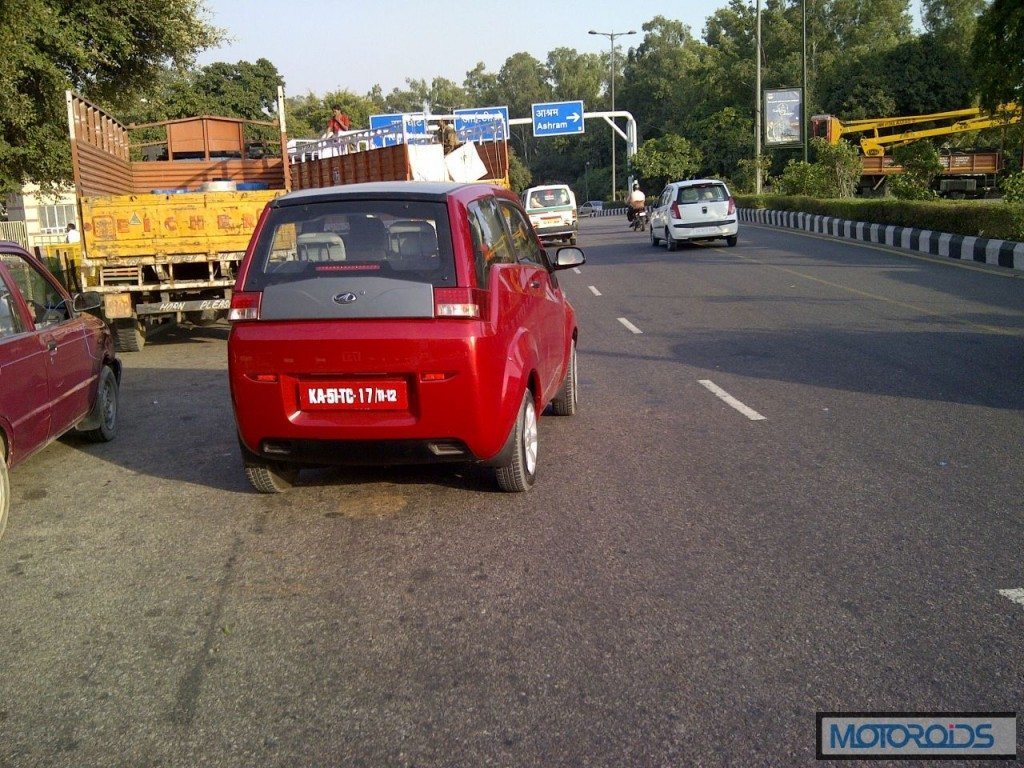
726;235;738;247
84;365;119;443
666;228;678;252
650;225;660;247
495;391;538;492
0;443;9;542
551;340;578;416
114;319;145;352
244;461;299;494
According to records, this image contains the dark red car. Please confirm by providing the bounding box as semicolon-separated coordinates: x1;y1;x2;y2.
0;243;121;539
228;181;585;493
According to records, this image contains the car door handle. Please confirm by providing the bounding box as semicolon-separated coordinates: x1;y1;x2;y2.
47;340;58;352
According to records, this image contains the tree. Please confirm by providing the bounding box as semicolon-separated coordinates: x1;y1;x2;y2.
922;0;985;50
972;0;1024;111
631;134;703;191
0;0;221;193
696;108;754;179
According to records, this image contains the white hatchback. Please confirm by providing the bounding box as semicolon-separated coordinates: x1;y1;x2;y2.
649;179;738;250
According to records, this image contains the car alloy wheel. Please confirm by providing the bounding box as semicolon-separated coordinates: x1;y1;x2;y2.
496;391;538;492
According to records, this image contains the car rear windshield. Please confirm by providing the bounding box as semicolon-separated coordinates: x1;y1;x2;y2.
527;188;572;209
243;199;456;291
676;184;728;204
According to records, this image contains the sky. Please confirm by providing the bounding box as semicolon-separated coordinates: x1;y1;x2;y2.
196;0;924;101
188;1;784;98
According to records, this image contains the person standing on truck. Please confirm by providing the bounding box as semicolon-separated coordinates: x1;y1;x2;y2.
327;105;351;136
65;223;80;244
626;181;646;223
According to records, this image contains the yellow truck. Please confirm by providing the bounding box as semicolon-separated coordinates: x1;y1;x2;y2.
63;90;291;350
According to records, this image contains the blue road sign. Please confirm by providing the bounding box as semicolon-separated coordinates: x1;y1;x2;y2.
369;113;427;147
532;101;585;137
453;106;509;141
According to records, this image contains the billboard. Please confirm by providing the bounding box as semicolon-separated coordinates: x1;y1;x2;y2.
764;88;803;147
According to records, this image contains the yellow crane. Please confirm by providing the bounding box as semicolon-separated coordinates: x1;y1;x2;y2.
811;103;1022;156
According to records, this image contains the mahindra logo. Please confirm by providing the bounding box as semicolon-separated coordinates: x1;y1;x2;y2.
333;292;358;305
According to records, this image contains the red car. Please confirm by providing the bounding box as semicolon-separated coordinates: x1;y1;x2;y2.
228;181;585;493
0;243;121;539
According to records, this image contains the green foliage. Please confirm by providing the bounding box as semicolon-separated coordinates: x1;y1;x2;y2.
733;155;772;194
889;141;943;199
0;0;221;193
811;138;862;198
733;194;1024;241
1000;172;1024;204
631;135;703;190
776;161;830;197
972;0;1024;111
507;149;532;194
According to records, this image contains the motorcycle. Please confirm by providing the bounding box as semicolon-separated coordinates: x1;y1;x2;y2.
629;207;648;232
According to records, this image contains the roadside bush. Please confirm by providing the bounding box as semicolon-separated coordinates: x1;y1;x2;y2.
811;138;861;198
889;142;942;200
1000;171;1024;203
733;194;1024;241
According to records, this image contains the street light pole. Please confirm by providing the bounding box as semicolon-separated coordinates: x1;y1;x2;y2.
590;28;635;201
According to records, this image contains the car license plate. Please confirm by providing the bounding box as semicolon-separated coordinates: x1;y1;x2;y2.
300;380;409;411
694;226;719;236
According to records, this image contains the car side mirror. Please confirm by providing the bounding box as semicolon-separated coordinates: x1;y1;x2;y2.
552;247;585;270
72;291;102;312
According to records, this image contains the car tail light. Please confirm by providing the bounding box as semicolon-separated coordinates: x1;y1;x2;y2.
434;287;488;319
229;291;262;321
727;197;736;215
670;202;681;220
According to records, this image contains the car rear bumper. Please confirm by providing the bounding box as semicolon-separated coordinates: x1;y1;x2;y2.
229;321;520;464
534;223;577;241
670;219;738;240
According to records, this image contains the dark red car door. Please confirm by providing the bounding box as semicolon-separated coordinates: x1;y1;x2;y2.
1;250;94;445
0;262;50;464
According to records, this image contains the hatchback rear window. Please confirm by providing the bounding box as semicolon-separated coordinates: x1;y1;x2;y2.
243;200;456;291
676;184;728;204
527;189;571;209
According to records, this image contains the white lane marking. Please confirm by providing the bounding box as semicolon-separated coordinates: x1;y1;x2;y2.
698;379;767;421
588;285;602;296
617;317;643;334
572;267;582;274
999;588;1024;608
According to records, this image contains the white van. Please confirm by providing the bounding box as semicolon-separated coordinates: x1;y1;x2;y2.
522;184;577;245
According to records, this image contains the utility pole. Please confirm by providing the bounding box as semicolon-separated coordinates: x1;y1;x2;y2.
590;28;636;201
755;0;762;194
802;0;808;162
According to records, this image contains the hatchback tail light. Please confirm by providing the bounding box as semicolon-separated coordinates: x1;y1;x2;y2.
229;291;262;321
727;197;736;215
670;202;681;220
434;287;489;319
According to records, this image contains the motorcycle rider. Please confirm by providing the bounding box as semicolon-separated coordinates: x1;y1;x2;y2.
627;180;647;227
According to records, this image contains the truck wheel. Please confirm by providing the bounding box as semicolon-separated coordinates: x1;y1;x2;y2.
551;340;578;416
244;460;299;494
84;365;119;443
114;319;145;352
495;391;538;492
0;442;9;542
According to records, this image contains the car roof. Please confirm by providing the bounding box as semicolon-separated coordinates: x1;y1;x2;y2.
271;181;508;208
669;178;729;187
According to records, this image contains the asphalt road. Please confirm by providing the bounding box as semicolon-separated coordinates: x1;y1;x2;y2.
2;217;1022;766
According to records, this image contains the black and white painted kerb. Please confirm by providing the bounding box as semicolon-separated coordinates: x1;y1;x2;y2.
739;208;1024;272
